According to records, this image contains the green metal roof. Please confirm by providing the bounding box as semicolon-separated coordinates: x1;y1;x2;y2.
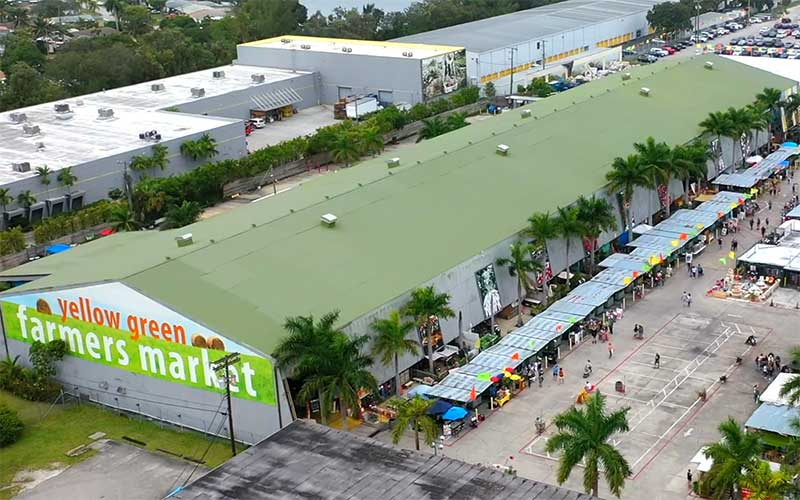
2;56;791;355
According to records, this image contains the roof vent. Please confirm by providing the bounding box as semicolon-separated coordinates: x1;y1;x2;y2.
23;124;41;136
386;157;400;168
280;38;291;43
35;142;45;151
639;87;651;97
75;99;84;106
97;107;115;120
139;130;161;141
54;103;73;119
704;61;714;70
175;233;193;247
496;144;510;156
621;72;631;80
404;51;413;57
212;70;225;79
321;213;338;227
151;83;165;92
9;112;27;124
341;47;352;53
190;87;205;98
251;74;266;84
521;109;531;118
300;44;311;49
12;162;31;173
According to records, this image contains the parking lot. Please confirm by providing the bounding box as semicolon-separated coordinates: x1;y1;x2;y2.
245;104;338;152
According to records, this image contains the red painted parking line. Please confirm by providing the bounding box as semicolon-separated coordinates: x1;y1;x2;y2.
630;325;775;480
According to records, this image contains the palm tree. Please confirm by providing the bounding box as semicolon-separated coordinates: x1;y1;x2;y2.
747;104;771;153
0;0;10;21
8;7;29;28
633;137;668;220
35;166;52;186
402;286;455;376
31;16;52;39
704;418;762;500
273;312;342;425
104;0;126;30
554;205;583;289
0;188;12;230
81;0;99;13
672;141;712;197
724;107;755;169
179;134;218;161
110;204;139;232
526;211;559;295
417;117;448;141
445;112;469;131
496;240;543;326
785;94;800;128
57;168;77;211
606;154;651;242
576;195;617;275
357;126;384;156
778;347;800;405
296;333;377;431
741;460;793;500
755;87;783;137
545;392;632;497
699;111;733;173
388;395;439;451
330;132;361;166
16;191;36;222
371;311;419;395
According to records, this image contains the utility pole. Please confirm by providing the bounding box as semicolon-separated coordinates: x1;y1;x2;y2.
541;40;546;70
508;47;518;95
211;352;241;457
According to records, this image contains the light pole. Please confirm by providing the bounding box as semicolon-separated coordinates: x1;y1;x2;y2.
431;435;445;456
507;47;518;95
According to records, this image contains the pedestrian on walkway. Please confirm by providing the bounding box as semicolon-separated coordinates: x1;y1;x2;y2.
753;384;760;403
654;353;661;369
732;239;738;252
685;252;693;274
718;237;723;249
761;226;767;239
552;363;559;380
608;342;614;358
558;367;565;384
749;218;754;231
687;469;693;489
687;292;692;307
757;217;761;230
769;200;773;211
766;217;770;228
681;291;688;306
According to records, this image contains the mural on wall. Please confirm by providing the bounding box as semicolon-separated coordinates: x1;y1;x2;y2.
1;282;276;405
422;49;467;100
475;264;502;319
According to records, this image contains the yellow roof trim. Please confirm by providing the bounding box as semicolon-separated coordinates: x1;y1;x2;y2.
240;35;464;53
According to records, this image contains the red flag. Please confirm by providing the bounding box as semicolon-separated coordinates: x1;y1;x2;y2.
511;352;521;361
470;386;477;401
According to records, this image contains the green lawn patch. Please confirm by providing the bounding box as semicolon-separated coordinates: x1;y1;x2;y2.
0;390;235;500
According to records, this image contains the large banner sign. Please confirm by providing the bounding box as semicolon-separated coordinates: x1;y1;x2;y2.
422;49;468;100
1;283;276;406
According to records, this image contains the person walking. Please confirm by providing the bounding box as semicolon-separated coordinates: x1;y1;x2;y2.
753;384;760;404
654;352;661;369
608;342;614;358
552;363;559;381
761;226;767;239
558;367;565;384
718;237;723;249
749;218;754;231
757;217;761;230
686;292;692;308
538;370;544;388
687;469;693;489
681;291;688;306
766;217;770;228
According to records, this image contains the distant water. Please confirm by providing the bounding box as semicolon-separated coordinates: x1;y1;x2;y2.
302;0;413;14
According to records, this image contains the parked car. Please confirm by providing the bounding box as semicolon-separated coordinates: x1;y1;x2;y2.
637;54;657;63
760;27;771;34
249;117;266;129
649;47;669;57
651;38;666;45
661;46;677;54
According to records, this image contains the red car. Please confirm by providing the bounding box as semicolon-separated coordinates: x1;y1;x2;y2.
661;46;677;54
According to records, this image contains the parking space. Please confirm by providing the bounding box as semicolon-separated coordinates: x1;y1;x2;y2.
521;314;766;477
245;104;338;152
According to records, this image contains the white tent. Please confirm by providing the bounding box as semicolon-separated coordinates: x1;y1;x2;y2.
759;373;800;406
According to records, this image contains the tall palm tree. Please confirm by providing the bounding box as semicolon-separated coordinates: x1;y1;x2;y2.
699;111;734;173
554;206;583;289
606;154;651;243
110;204;139;232
725;107;756;169
703;418;762;500
35;166;52;186
273;312;342;425
417;117;448;141
445;112;469;131
633;137;668;220
496;240;543;326
388;395;439;451
371;311;419;395
526;211;559;295
104;0;126;30
180;134;218;161
784;94;800;129
545;391;632;497
330;132;361;166
357;126;384;156
741;460;793;500
0;188;12;230
402;286;455;376
57;168;78;211
31;16;52;39
755;87;783;137
0;0;10;21
672;141;712;197
747;103;771;153
8;7;29;28
296;333;377;431
576;195;617;275
16;191;36;222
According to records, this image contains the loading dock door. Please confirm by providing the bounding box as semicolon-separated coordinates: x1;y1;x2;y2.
378;90;394;105
338;86;353;100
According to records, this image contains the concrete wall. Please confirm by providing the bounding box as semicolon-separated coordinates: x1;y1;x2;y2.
172;72;321;120
3;336;293;445
3;117;247;214
236;46;425;105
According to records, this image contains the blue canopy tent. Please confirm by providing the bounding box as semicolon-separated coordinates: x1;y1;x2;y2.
427;399;453;415
442;406;469;421
46;243;71;255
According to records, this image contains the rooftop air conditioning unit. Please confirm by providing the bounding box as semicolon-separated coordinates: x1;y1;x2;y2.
387;157;400;168
496;144;510;156
151;83;165;92
9;112;27;124
621;72;631;81
704;61;714;70
251;74;266;84
54;103;72;119
640;87;651;97
521;109;531;118
301;44;311;49
212;70;225;79
175;233;193;247
35;142;45;151
97;108;114;120
321;213;338;227
341;47;352;53
23;124;40;136
280;38;291;43
12;162;31;173
190;87;205;98
402;51;409;57
406;51;413;57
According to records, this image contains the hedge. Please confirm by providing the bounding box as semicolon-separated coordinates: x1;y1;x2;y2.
32;200;116;246
0;405;24;447
134;88;481;223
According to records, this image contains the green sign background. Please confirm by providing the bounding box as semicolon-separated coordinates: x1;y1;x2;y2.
2;302;276;406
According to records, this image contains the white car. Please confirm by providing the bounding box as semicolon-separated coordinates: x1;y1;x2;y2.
717;28;729;35
760;27;771;34
777;31;789;38
249;117;267;129
649;47;669;57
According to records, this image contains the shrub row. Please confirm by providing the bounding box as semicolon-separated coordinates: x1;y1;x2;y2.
33;200;116;246
0;405;23;447
0;228;26;256
134;88;481;223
